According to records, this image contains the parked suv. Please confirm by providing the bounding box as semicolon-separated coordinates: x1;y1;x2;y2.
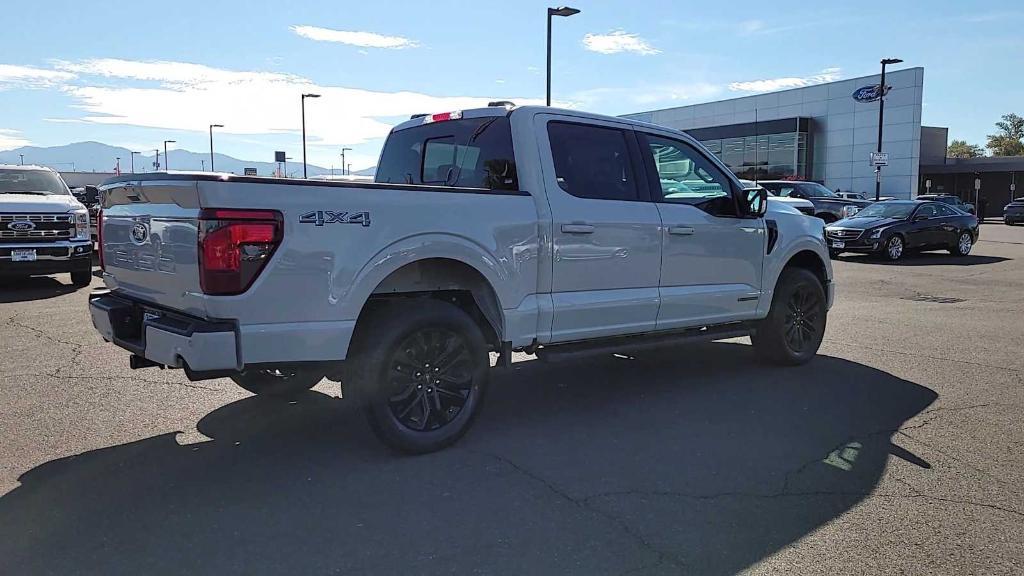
759;181;873;223
916;194;975;215
0;165;92;287
90;105;834;453
1005;197;1024;225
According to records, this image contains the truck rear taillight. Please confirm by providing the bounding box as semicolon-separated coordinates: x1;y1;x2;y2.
198;208;282;295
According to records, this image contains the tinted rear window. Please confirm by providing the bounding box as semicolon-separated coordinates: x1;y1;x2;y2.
375;117;518;190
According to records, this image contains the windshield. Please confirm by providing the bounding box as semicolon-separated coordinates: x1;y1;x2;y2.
850;202;915;219
0;169;69;195
797;182;839;198
761;181;838;198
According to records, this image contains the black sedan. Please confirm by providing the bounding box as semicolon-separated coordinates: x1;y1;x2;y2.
825;200;979;261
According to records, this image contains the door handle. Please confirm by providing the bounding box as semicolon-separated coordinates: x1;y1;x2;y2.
668;226;695;236
561;223;595;234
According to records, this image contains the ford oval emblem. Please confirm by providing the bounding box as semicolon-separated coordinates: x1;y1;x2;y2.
9;221;35;231
852;84;889;103
130;222;150;245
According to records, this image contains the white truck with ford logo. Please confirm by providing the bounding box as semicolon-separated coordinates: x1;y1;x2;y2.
90;104;834;453
1;165;93;287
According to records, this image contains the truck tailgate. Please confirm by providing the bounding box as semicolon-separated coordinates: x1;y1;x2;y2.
100;181;206;317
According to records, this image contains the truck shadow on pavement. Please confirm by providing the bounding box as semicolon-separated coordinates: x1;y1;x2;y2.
839;253;1009;266
0;276;79;303
0;342;937;576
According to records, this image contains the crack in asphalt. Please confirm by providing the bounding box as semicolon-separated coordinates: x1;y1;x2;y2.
4;311;222;392
825;340;1023;375
471;449;686;573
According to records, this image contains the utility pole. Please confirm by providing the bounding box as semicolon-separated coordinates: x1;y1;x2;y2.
546;6;580;106
163;140;176;171
875;57;903;201
209;124;223;171
341;147;352;175
301;93;321;178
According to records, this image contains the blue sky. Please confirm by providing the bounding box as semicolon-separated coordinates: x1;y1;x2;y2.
1;0;1021;170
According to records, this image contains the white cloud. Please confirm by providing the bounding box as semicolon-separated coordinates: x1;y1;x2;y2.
582;31;660;55
728;68;842;93
0;129;30;150
0;64;75;88
40;58;546;147
739;20;765;35
290;25;418;49
574;82;722;109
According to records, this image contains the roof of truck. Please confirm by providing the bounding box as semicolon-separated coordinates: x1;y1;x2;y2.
0;164;55;171
390;104;703;145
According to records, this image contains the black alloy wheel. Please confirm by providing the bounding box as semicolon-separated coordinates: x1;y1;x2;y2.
385;327;475;432
751;267;827;365
353;299;489;454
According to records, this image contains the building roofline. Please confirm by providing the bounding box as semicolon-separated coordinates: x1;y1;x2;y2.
626;66;925;117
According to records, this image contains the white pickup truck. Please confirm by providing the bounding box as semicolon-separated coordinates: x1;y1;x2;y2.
90;104;834;453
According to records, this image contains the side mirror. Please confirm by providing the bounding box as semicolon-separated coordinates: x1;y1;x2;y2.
742;187;768;218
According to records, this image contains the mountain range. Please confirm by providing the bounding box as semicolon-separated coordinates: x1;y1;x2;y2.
0;142;376;177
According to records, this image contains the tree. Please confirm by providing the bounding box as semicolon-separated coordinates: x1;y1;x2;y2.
947;139;984;158
986;113;1024;156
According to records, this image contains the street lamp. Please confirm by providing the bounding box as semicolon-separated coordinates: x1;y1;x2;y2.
209;124;224;172
341;147;352;175
163;140;176;171
874;57;903;201
301;93;321;178
154;149;160;172
130;151;140;173
546;6;580;106
115;156;121;175
19;154;24;165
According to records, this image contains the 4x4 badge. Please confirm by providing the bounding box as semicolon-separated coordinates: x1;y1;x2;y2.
298;211;371;227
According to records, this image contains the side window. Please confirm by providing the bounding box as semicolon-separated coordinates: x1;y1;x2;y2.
934;204;957;217
916;204;937;218
640;134;737;216
547;122;639;201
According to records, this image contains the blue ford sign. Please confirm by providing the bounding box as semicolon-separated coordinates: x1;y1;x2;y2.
852;84;890;103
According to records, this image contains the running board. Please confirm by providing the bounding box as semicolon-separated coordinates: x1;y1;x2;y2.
535;322;755;362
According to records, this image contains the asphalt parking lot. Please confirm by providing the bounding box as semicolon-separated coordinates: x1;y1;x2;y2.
1;224;1022;575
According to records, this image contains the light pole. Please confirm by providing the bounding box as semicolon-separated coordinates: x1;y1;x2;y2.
19;154;24;165
154;149;160;171
209;124;223;172
341;147;352;175
130;151;139;173
301;93;321;178
163;140;176;171
546;6;580;106
115;157;121;175
875;57;903;201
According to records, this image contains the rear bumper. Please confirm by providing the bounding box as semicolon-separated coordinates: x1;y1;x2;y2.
89;290;239;372
0;240;92;276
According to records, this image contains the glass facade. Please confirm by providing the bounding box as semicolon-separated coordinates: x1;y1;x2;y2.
699;132;809;181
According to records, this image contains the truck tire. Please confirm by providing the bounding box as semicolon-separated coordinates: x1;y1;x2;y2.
751;267;826;366
230;367;324;397
351;299;489;454
71;269;92;288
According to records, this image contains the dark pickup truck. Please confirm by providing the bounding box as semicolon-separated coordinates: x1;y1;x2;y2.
759;180;873;223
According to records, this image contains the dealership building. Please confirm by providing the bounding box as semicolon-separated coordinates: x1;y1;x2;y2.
624;67;1023;207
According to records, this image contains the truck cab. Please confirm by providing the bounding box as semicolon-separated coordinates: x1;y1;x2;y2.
90;105;833;453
